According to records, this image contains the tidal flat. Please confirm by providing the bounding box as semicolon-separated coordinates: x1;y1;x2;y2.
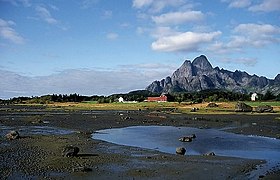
1;104;280;179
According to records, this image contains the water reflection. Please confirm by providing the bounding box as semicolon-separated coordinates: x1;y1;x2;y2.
92;126;280;176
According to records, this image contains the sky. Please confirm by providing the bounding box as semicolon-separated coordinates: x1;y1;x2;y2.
0;0;280;99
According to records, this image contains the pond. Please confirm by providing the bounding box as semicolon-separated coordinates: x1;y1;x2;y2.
92;126;280;177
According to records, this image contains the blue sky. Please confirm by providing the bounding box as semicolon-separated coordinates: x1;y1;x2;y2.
0;0;280;99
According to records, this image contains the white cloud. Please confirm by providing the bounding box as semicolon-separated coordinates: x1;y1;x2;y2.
208;23;280;53
106;33;119;40
249;0;280;12
35;5;58;24
1;0;31;7
152;11;204;25
151;31;221;52
132;0;185;13
221;0;252;8
222;0;280;12
132;0;153;8
0;18;24;44
233;23;280;47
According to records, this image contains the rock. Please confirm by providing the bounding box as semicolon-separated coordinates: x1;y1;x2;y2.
235;102;252;112
176;147;186;155
179;137;192;142
255;105;273;113
73;166;92;172
62;146;79;157
5;130;20;140
207;103;218;108
179;134;196;142
203;152;215;156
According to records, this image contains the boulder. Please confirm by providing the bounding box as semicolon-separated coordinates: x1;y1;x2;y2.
5;130;20;140
62;146;79;157
255;105;273;113
207;103;218;108
176;147;186;155
179;134;196;142
179;137;192;142
235;102;252;112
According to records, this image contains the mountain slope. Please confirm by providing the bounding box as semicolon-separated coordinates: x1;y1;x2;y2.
146;55;280;94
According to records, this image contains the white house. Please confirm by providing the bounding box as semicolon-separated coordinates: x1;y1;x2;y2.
118;97;124;103
251;93;258;101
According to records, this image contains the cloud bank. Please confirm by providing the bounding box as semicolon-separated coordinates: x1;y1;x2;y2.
0;64;176;99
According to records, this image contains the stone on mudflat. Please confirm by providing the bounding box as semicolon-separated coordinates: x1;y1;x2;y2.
5;130;20;140
176;147;186;155
62;146;79;157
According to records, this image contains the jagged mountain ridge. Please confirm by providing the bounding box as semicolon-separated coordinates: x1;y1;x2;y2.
146;55;280;94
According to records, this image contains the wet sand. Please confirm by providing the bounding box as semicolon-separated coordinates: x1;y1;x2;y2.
1;105;280;179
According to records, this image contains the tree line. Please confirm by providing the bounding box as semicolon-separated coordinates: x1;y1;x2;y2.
0;90;279;104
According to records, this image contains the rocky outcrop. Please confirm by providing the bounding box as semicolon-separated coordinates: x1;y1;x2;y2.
146;55;279;95
235;102;252;112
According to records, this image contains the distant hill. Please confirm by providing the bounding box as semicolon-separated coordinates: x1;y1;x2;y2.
146;55;280;95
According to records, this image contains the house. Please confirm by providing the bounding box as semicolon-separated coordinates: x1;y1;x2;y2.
146;94;168;102
251;93;258;101
118;97;124;102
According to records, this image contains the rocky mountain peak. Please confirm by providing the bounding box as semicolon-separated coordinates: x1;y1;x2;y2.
275;74;280;82
192;55;213;70
146;55;280;95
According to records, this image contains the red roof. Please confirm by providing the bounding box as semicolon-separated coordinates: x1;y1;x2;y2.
147;95;167;102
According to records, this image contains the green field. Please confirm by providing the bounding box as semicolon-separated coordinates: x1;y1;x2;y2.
244;101;280;107
24;100;280;114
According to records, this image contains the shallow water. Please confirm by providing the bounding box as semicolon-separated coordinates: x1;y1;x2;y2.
92;126;280;177
0;125;73;136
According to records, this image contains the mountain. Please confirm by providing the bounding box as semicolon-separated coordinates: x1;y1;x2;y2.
146;55;280;95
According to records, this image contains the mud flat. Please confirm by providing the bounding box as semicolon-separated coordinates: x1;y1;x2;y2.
1;105;280;179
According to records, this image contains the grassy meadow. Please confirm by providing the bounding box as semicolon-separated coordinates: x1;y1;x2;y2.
43;101;280;114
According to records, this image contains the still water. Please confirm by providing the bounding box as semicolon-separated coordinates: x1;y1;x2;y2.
92;126;280;176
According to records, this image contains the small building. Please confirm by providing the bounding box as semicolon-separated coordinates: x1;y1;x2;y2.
251;93;258;101
118;97;124;103
146;94;168;102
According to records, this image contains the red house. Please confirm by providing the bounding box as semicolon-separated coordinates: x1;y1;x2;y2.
146;94;168;102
